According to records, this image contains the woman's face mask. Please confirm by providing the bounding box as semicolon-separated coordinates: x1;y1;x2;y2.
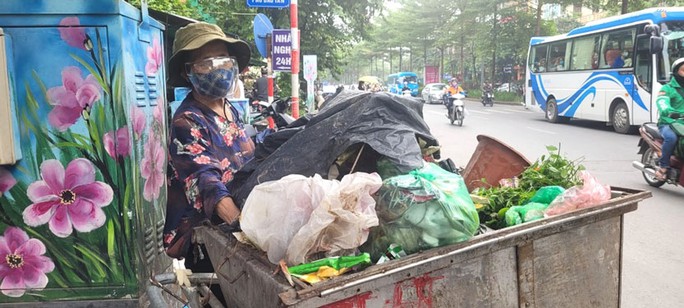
186;56;238;99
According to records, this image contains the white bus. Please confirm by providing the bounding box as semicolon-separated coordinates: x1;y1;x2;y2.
525;8;684;133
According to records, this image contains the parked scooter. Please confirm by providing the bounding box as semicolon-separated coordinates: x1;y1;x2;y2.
245;97;296;143
445;93;466;126
482;90;494;107
632;113;684;187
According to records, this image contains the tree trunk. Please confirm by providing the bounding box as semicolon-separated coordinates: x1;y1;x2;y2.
460;21;465;81
409;45;413;72
440;47;444;81
621;0;628;14
535;0;542;36
399;47;403;72
389;52;393;73
424;41;428;77
491;3;498;83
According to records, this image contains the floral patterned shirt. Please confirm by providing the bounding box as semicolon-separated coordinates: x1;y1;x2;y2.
163;95;255;251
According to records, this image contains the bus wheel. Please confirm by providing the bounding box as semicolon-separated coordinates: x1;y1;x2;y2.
612;102;631;134
546;99;560;123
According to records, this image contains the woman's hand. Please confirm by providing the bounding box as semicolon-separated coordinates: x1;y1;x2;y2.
216;197;240;224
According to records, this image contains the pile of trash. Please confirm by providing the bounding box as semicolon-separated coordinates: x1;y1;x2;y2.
234;91;480;283
235;91;613;286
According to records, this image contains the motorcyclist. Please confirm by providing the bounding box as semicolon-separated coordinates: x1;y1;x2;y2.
482;81;493;104
482;82;492;92
654;58;684;180
444;78;464;116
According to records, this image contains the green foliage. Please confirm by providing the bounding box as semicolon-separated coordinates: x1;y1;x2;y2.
518;145;585;191
476;186;535;229
493;91;522;102
475;145;584;229
127;0;383;84
126;0;195;17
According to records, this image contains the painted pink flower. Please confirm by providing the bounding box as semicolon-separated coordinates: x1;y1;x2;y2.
0;167;16;194
141;135;165;202
130;105;146;138
0;227;55;297
153;98;165;125
145;38;163;76
103;126;131;159
58;17;87;50
23;159;113;238
47;67;102;131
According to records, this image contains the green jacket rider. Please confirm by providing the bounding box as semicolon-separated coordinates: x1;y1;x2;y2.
654;58;684;180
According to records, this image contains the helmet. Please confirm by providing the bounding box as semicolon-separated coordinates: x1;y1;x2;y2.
671;58;684;74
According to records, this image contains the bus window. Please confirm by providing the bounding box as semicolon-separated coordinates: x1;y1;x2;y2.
402;75;418;83
663;21;684;79
601;28;636;68
530;45;548;73
571;35;600;70
549;42;570;71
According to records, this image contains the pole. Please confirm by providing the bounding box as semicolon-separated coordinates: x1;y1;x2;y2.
290;0;300;119
266;34;275;129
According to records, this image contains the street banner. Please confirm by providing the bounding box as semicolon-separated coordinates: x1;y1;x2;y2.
246;0;290;8
303;55;317;109
272;29;292;72
425;65;440;84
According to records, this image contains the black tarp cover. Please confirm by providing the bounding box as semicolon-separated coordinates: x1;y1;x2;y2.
231;90;439;207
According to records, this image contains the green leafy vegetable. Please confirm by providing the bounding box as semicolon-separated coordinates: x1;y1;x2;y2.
475;145;584;229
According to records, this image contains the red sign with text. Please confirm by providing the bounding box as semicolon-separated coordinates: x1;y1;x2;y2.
424;65;440;84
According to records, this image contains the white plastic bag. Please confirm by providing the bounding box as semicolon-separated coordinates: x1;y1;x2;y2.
241;172;382;265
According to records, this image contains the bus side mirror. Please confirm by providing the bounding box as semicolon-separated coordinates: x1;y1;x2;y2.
644;24;663;54
650;36;663;54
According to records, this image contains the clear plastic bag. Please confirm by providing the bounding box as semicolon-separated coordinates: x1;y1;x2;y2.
240;172;382;265
544;171;611;217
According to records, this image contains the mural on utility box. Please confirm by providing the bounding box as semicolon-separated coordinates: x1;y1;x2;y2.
0;15;167;301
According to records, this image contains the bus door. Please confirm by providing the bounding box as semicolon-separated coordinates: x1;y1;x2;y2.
634;31;655;122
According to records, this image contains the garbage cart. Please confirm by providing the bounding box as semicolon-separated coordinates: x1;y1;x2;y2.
193;187;651;308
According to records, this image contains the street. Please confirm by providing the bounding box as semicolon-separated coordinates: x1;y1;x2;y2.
420;98;684;307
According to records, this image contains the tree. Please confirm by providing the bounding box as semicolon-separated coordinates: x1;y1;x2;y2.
127;0;384;80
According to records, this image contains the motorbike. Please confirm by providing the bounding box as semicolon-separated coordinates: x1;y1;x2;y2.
245;97;297;143
482;90;494;107
445;93;466;126
632;113;684;187
401;88;413;96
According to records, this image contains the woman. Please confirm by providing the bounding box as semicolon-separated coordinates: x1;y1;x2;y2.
162;22;255;292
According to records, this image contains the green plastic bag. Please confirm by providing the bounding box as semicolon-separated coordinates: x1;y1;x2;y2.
288;253;371;275
362;163;480;261
528;186;565;205
505;202;549;227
